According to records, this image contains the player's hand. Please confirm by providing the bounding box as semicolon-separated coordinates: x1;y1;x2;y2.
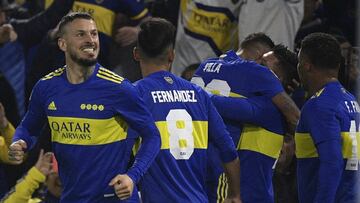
286;78;300;94
0;102;8;130
109;174;134;200
276;135;295;173
34;149;53;176
0;24;17;44
8;139;27;164
114;26;140;47
224;196;242;203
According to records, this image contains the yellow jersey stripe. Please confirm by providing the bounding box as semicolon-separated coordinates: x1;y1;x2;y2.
96;74;122;84
238;125;284;159
48;116;128;145
131;8;149;20
42;68;65;80
295;132;360;158
155;121;208;149
229;92;246;98
98;69;124;81
217;173;227;203
99;67;123;78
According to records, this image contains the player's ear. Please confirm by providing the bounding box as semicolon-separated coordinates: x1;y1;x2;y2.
168;47;175;63
133;47;140;61
58;37;66;52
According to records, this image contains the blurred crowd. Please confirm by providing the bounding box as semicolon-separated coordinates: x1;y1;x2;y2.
0;0;358;202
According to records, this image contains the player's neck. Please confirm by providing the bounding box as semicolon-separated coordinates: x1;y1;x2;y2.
66;60;95;84
141;61;170;77
308;75;338;96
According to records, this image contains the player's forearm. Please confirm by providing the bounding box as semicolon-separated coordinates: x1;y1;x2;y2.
12;0;74;48
127;127;160;183
2;167;46;203
271;92;300;134
211;95;256;122
223;157;241;200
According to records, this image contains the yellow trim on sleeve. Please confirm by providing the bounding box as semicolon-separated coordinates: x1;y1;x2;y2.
131;8;149;20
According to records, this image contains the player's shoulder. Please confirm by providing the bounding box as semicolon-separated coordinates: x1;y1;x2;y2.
303;84;345;116
95;66;125;85
40;67;66;82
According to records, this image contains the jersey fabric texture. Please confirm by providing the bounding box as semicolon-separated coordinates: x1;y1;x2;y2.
13;64;160;203
296;81;360;203
172;0;242;76
192;50;285;203
131;71;237;203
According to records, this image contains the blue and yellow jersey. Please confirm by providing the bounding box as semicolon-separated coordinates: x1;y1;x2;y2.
13;64;160;203
192;50;285;203
132;71;237;203
45;0;149;37
296;81;360;203
192;50;285;158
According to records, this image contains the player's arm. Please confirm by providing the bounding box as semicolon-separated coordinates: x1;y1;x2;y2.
308;105;343;202
272;92;300;135
9;82;47;164
109;81;160;200
211;95;268;125
114;0;150;47
248;66;300;135
10;0;74;48
206;91;241;202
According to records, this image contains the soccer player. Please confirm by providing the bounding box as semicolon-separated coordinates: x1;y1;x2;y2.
131;18;241;203
296;33;360;202
8;12;161;203
192;34;300;203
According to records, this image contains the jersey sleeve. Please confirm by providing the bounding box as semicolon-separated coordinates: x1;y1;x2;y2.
113;81;160;183
304;100;344;201
203;90;237;163
248;65;284;98
0;123;15;163
1;167;46;203
119;0;149;21
12;81;47;150
211;95;264;124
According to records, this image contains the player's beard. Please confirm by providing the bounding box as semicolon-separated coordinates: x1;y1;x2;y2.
69;51;97;68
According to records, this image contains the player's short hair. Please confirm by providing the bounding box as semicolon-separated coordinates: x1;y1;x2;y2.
57;12;94;37
137;17;176;58
300;32;341;70
240;32;275;50
272;44;299;86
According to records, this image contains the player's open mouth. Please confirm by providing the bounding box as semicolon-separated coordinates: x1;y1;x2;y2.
81;47;96;54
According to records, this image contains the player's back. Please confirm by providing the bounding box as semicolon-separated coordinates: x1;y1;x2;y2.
192;50;286;203
192;50;285;156
296;81;360;203
135;70;211;202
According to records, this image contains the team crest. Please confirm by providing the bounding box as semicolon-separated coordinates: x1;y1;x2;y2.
164;76;173;84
